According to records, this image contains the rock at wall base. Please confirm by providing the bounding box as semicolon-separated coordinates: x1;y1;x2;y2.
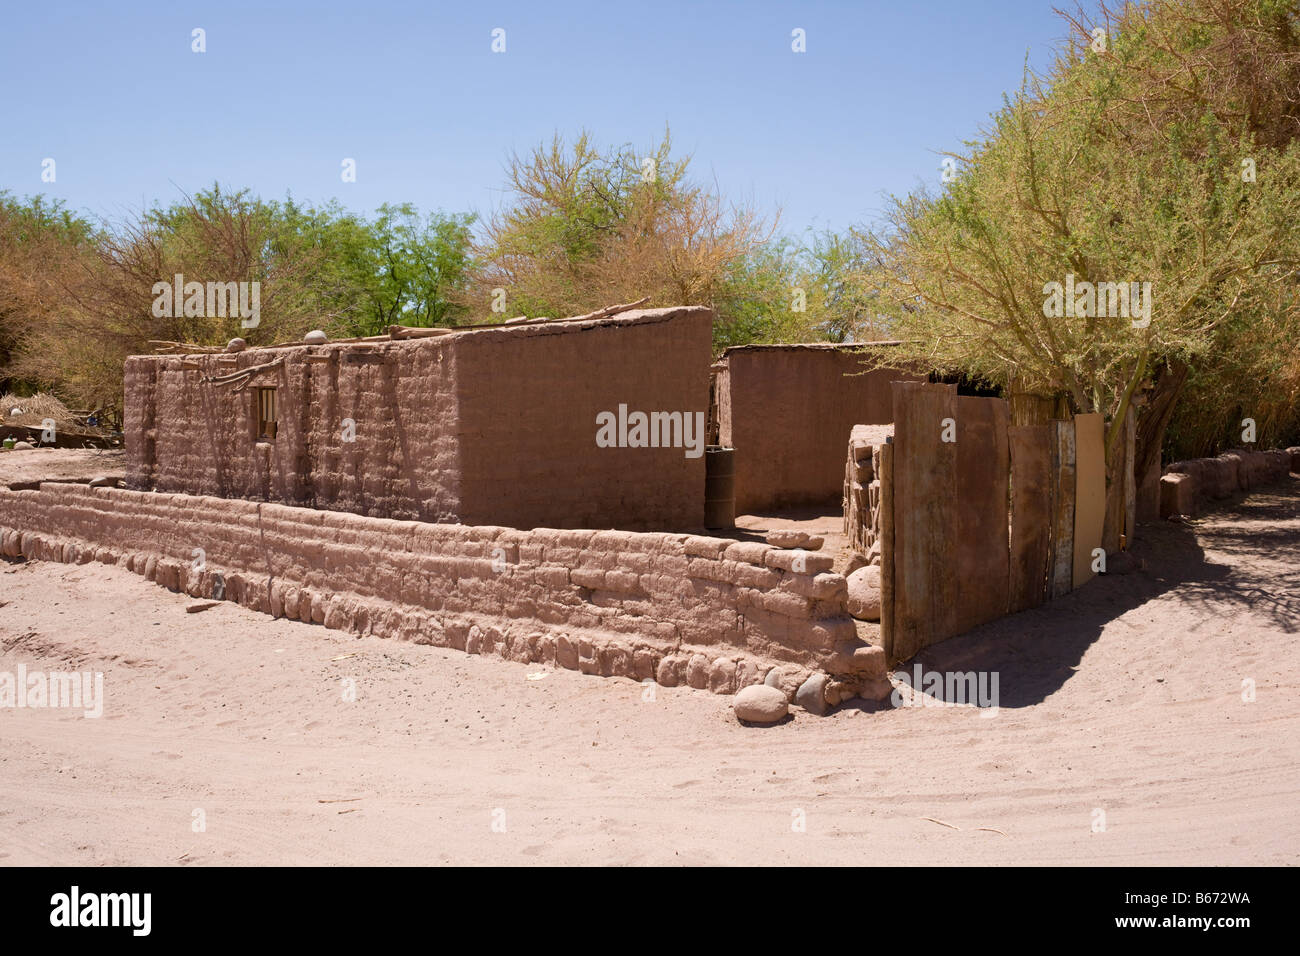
846;566;882;621
795;673;828;716
764;663;810;702
733;685;789;724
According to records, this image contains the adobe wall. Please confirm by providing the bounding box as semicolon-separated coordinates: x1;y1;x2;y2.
125;307;712;531
715;344;921;514
125;332;464;521
1159;447;1297;518
842;424;894;560
452;309;711;530
0;484;885;696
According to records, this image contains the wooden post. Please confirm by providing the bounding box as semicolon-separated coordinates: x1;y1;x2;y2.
1123;406;1136;549
1009;424;1053;612
1073;413;1106;590
879;440;895;663
1050;419;1076;599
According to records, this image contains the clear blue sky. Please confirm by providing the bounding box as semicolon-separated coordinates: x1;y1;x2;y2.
0;0;1076;237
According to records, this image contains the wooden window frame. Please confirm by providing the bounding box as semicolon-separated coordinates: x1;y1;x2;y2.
255;386;277;441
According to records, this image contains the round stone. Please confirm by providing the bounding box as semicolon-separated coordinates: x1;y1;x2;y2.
733;685;789;724
846;566;882;621
795;673;829;716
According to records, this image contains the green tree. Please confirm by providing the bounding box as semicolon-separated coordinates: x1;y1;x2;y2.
279;199;475;336
469;129;776;331
852;0;1300;481
0;193;99;394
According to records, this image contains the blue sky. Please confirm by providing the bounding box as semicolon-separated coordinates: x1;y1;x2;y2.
0;0;1075;237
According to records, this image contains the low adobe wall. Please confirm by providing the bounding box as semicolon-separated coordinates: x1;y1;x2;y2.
1159;447;1297;517
842;424;893;560
0;484;885;700
126;307;712;531
715;344;921;514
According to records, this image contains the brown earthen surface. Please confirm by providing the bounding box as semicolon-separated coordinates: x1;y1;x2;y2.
0;447;125;487
4;482;1298;864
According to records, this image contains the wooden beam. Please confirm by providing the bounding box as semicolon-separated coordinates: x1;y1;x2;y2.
879;440;895;662
1050;419;1076;599
1072;413;1106;589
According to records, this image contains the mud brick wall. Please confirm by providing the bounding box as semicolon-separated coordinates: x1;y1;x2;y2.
451;311;710;529
0;484;884;693
125;307;712;532
1160;448;1296;518
842;424;893;560
715;344;921;514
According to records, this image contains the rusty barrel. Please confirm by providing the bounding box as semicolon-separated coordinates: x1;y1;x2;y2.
704;445;735;529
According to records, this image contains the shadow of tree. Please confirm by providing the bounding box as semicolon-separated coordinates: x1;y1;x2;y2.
900;478;1299;709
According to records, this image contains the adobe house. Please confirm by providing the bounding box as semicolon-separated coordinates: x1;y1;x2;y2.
125;306;713;531
712;343;923;514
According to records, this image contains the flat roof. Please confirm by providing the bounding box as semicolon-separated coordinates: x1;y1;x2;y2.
132;306;713;362
719;340;905;357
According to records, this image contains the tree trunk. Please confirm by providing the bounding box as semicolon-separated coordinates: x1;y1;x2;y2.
1135;359;1188;481
1133;358;1188;524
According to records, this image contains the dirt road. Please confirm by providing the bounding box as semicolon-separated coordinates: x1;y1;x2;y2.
2;482;1297;865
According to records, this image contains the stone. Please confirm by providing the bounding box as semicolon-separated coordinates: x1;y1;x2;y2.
846;566;882;621
733;685;789;724
795;673;828;716
87;476;118;488
632;649;657;681
304;329;328;344
656;655;685;687
826;679;858;706
764;663;810;701
734;658;768;688
764;530;824;550
12;441;33;450
826;642;886;679
686;653;711;689
555;635;579;670
601;645;631;677
1160;473;1196;519
859;677;894;701
708;657;737;694
226;338;247;352
844;553;868;576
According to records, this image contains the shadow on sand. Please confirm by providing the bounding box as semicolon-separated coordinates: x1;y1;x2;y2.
862;478;1300;711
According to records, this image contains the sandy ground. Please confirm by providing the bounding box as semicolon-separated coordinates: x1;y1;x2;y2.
0;447;125;487
1;482;1298;866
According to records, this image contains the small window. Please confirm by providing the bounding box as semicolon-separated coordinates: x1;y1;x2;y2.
255;387;277;440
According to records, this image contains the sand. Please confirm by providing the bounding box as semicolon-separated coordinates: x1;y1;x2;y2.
1;482;1298;866
0;447;125;487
